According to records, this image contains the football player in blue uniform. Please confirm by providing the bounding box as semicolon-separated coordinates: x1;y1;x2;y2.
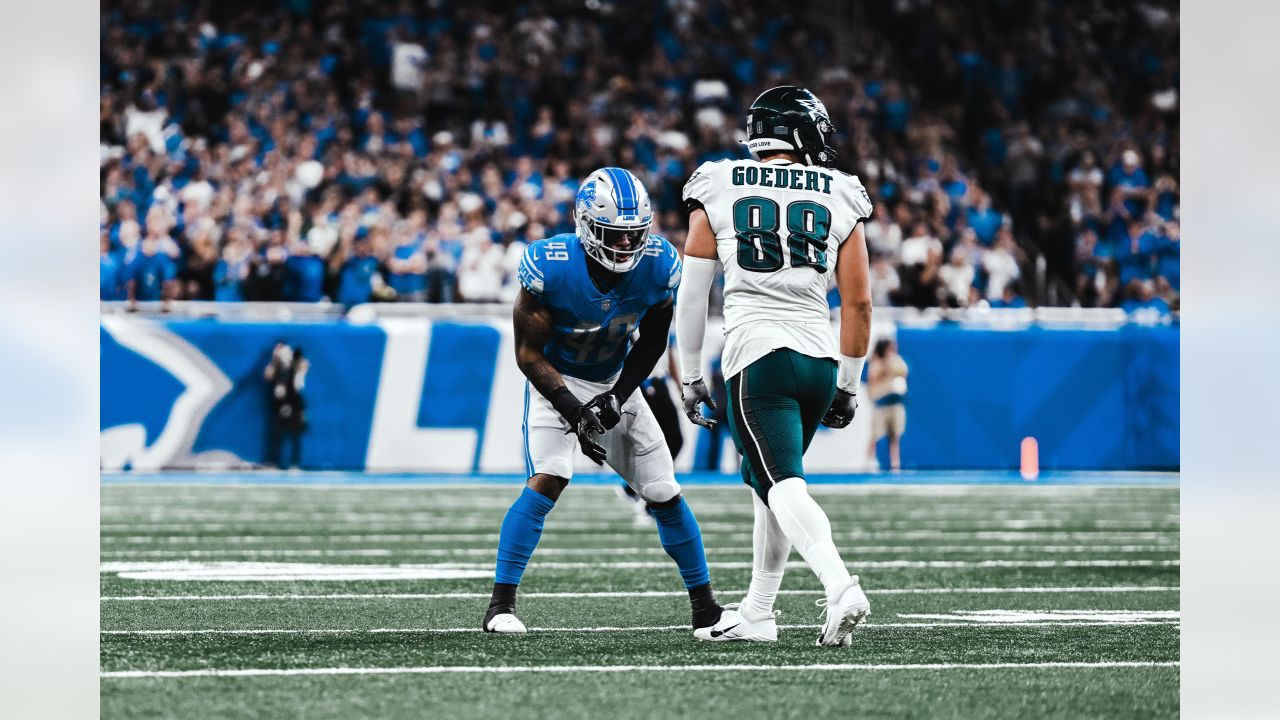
483;167;724;635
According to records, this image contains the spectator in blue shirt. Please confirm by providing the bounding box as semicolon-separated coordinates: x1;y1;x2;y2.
213;232;253;302
965;187;1003;245
392;116;429;158
989;281;1028;309
880;81;910;135
1115;219;1159;286
284;240;327;302
1154;221;1180;291
1122;279;1171;321
100;234;125;300
1153;174;1179;221
125;238;176;302
1108;149;1151;216
335;232;383;307
387;227;428;301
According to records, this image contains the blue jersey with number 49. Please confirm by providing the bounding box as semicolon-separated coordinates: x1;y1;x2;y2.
518;232;682;382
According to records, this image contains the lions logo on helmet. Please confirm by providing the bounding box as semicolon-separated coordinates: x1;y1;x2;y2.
574;167;652;273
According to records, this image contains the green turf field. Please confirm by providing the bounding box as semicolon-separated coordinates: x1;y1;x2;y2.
100;481;1179;719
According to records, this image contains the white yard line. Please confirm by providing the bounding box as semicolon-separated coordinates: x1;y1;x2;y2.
98;530;1180;544
97;527;1177;543
101;585;1180;602
101;660;1180;679
99;520;1178;533
100;559;1181;578
97;544;1177;558
99;617;1177;632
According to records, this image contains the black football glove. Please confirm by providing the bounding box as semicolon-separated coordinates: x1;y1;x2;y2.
681;379;718;429
821;389;858;429
572;407;608;465
583;392;623;431
548;387;608;464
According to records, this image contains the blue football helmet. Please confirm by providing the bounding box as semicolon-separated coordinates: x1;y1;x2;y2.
574;167;653;273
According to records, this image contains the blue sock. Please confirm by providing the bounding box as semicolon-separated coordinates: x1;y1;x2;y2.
494;486;556;586
650;495;711;589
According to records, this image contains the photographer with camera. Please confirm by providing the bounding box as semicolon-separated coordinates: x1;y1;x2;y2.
264;342;309;469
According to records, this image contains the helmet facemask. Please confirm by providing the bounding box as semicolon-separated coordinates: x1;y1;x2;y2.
580;214;650;273
794;121;839;167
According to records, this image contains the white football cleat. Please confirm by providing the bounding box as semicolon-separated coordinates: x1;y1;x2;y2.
484;612;527;634
815;577;870;647
693;605;779;642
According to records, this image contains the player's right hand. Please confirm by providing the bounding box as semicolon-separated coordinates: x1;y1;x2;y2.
583;392;623;430
681;379;718;429
574;408;608;465
821;389;858;429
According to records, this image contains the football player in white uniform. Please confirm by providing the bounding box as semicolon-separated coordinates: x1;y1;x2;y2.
676;86;875;646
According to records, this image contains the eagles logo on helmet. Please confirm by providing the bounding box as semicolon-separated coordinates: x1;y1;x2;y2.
743;85;839;168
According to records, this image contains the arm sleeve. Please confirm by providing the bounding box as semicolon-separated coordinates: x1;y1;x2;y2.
674;255;718;384
611;302;673;401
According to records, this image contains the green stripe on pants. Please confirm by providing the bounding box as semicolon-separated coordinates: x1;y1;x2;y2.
726;349;838;502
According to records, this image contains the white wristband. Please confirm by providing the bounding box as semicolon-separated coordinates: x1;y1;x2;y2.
838;355;865;394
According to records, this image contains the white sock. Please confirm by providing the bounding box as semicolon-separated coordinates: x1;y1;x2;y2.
766;478;852;605
742;493;789;622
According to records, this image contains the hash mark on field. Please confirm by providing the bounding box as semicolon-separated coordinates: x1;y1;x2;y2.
100;586;1180;602
101;660;1180;679
896;610;1179;623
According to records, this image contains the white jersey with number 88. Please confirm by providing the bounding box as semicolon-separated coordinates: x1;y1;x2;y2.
682;157;874;380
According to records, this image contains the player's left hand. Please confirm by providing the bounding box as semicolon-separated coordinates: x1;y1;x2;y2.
583;392;623;430
682;379;718;429
574;410;608;465
821;389;858;429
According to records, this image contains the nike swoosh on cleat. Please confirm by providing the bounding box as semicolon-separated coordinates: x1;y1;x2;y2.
709;623;742;638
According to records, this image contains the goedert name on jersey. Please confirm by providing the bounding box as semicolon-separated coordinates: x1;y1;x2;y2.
729;163;835;194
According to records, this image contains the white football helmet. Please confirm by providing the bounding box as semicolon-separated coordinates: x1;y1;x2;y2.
574;167;652;273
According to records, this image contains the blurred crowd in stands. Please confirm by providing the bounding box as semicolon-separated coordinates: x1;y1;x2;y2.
100;0;1178;317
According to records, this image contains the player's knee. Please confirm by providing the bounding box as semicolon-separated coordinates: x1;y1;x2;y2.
639;478;681;505
530;455;573;483
527;473;569;501
758;474;804;505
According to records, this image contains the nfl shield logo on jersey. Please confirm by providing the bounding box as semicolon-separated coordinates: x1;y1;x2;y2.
601;298;612;311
